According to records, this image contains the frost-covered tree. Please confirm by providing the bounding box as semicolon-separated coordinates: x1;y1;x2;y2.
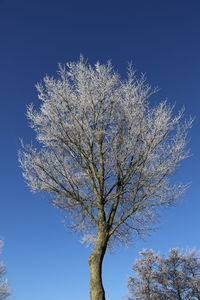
158;249;191;299
127;250;162;300
19;58;191;300
0;241;11;300
128;249;200;300
183;250;200;299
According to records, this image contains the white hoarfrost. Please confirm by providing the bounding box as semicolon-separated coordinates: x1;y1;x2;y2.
19;58;192;247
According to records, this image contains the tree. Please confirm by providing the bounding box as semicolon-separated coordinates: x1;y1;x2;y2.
19;58;191;300
128;249;200;300
183;250;200;299
127;250;162;300
0;241;11;300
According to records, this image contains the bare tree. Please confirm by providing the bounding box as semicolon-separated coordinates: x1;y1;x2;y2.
0;241;11;300
159;249;191;300
128;250;162;300
19;58;191;300
183;250;200;299
128;249;200;300
128;250;166;300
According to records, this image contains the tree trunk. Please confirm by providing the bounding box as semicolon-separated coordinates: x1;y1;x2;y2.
88;230;108;300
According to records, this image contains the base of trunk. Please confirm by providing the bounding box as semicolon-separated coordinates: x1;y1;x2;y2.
89;249;106;300
90;287;105;300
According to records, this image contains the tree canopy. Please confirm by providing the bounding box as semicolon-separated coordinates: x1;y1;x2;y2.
19;58;191;246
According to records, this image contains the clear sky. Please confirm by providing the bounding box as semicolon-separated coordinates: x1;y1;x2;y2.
1;0;200;299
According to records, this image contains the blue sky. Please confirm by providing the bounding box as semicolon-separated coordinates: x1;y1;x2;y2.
1;0;200;299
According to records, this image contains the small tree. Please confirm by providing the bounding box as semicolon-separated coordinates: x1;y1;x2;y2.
128;249;200;300
127;250;162;300
19;58;191;300
0;241;11;300
183;250;200;299
159;249;191;299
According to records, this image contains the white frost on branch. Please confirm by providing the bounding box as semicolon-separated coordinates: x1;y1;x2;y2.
19;57;192;247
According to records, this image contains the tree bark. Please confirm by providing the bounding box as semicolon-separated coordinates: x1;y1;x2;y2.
88;229;108;300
